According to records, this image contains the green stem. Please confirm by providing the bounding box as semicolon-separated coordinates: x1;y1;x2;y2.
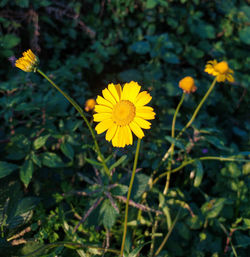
36;69;110;178
162;77;217;163
176;77;217;140
153;156;247;186
163;93;185;195
153;208;181;256
120;139;141;257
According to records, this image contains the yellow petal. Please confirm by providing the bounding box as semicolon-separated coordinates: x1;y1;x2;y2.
93;113;112;122
121;81;141;101
134;117;151;129
96;95;114;108
226;74;234;82
94;105;112;113
106;124;118;141
115;84;122;99
136;106;154;113
125;125;133;145
102;88;117;105
135;91;152;106
95;119;113;134
112;126;120;147
108;83;121;102
129;121;145;139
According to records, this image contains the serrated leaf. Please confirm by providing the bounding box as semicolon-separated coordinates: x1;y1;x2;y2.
33;135;50;150
100;200;118;229
60;142;74;160
20;159;34;188
131;173;149;200
109;155;127;171
194;160;204;187
42;152;65;168
0;161;19;178
111;184;128;196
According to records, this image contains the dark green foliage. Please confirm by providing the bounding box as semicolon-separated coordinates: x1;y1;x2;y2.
0;0;249;256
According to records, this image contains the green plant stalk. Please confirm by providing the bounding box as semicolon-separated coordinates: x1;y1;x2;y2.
162;77;217;162
163;93;185;195
36;69;110;178
153;208;181;256
120;139;141;257
153;156;248;186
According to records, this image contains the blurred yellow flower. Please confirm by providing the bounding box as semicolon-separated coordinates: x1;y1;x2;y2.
93;81;155;147
179;76;197;93
15;49;38;72
85;98;96;112
204;60;234;82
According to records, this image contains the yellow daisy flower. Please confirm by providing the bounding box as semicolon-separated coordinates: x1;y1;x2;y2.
85;98;96;112
179;76;197;93
15;49;39;72
204;60;234;83
93;81;155;148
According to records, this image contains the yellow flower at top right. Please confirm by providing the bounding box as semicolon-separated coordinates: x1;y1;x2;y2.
204;60;234;83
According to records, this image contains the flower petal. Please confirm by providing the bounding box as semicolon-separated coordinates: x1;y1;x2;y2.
102;88;117;105
96;95;114;108
106;124;118;141
134;117;151;129
129;121;145;139
122;81;141;102
135;91;152;107
108;83;121;102
95;104;112;113
125;125;133;145
93;113;112;122
95;119;113;134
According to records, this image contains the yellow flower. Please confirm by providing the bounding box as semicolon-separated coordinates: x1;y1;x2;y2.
179;76;197;93
15;49;39;72
204;60;234;82
93;81;155;147
85;98;96;112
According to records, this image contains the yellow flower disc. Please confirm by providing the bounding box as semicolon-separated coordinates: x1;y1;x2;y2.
204;60;234;83
93;81;155;147
15;49;39;72
179;76;197;93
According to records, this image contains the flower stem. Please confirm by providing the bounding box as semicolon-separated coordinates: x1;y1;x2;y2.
162;77;217;163
120;139;141;257
163;93;185;195
36;69;110;178
153;155;248;186
176;77;217;140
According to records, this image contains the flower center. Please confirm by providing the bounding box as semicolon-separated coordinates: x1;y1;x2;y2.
112;100;136;126
214;61;229;74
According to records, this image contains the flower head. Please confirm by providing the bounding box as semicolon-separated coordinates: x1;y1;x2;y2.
204;60;234;83
15;49;39;72
179;76;197;93
85;98;96;112
93;81;155;147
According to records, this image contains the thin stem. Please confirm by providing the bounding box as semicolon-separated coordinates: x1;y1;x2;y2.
153;208;181;256
36;69;110;178
153;156;247;186
163;93;185;195
162;77;217;162
120;139;141;257
176;77;217;140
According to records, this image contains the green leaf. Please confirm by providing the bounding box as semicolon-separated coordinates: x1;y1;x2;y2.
109;155;127;171
20;159;34;188
131;174;149;200
1;34;20;49
100;200;118;229
146;0;157;9
130;41;150;54
194;160;204;187
85;157;103;167
42;152;65;168
111;184;128;196
60;142;74;160
128;242;150;257
201;198;227;219
33;135;50;150
0;161;18;178
15;0;29;8
239;26;250;45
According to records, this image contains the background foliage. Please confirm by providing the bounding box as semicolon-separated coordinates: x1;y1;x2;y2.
0;0;249;256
